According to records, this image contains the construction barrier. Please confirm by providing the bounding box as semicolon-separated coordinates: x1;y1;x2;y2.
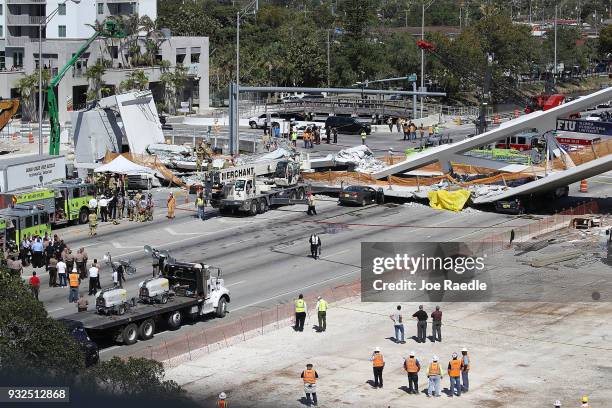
580;179;588;193
28;133;34;144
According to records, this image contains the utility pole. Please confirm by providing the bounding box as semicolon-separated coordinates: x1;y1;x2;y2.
327;29;331;88
529;0;532;23
554;4;557;85
420;2;425;119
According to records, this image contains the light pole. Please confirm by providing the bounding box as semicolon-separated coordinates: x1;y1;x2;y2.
235;0;258;142
420;0;435;119
554;3;557;85
38;0;80;156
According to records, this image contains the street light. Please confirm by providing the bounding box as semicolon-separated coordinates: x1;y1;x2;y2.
420;0;435;119
38;0;81;156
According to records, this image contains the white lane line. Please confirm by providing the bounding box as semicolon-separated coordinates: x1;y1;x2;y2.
320;249;351;259
232;270;358;312
100;346;120;354
223;237;255;247
112;242;145;249
164;227;203;236
47;307;64;312
226;280;246;287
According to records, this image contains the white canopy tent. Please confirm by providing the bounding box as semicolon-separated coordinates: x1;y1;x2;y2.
94;155;156;176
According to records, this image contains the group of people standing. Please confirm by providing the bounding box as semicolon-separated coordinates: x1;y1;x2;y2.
387;117;439;141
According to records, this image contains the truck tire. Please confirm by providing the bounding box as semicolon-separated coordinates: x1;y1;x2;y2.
290;191;297;201
297;188;305;200
79;208;89;224
249;121;257;129
117;304;127;315
249;201;258;216
121;323;138;345
138;319;156;340
257;199;267;214
167;310;182;330
160;293;169;304
216;297;228;318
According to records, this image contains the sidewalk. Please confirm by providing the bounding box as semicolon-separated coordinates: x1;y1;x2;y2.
166;298;612;407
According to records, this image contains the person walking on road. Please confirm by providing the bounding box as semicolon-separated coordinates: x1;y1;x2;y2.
448;352;462;397
88;210;98;236
581;396;591;408
360;129;367;145
29;271;40;300
332;127;338;144
387;117;393;132
390;305;405;343
77;294;88;312
370;347;385;388
413;305;428;343
307;192;317;216
301;363;319;406
315;296;327;332
57;258;67;287
196;192;206;221
68;269;80;303
461;347;470;393
291;129;298;147
309;233;321;260
419;123;425;140
167;192;176;219
216;392;228;408
404;351;421;394
431;305;442;342
88;261;100;296
294;294;307;332
427;355;442;397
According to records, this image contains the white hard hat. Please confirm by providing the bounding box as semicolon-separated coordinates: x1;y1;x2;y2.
452;352;458;358
432;355;439;361
219;392;226;399
554;400;561;406
374;346;380;352
461;347;468;352
409;351;415;356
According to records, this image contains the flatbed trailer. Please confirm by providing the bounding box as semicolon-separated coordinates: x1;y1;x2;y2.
216;182;308;215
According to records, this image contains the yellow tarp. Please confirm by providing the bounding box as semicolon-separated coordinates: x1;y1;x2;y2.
427;189;471;212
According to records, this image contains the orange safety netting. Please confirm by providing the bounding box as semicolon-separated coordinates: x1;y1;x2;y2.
103;151;185;187
551;138;612;169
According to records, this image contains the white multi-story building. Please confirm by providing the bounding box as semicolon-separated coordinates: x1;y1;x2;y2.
0;0;208;124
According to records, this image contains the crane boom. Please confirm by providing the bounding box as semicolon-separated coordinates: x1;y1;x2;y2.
48;20;124;155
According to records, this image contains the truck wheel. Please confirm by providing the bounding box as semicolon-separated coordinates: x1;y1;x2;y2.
79;208;89;224
138;319;156;340
117;304;127;315
297;188;305;200
290;191;297;201
167;310;182;330
249;201;258;216
249;121;257;129
122;323;138;345
262;199;269;213
257;199;267;214
216;297;228;318
160;294;169;304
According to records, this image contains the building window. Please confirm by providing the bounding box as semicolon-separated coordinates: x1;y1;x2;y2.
58;3;66;15
0;4;3;16
58;25;66;38
97;3;104;14
0;26;3;38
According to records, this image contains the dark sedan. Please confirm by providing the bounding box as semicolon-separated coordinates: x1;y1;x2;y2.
339;185;383;206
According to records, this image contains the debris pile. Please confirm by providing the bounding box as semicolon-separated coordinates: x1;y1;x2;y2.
326;146;386;173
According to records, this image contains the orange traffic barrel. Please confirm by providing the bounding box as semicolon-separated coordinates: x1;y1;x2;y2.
514;109;520;118
28;133;34;144
580;179;588;193
494;115;500;124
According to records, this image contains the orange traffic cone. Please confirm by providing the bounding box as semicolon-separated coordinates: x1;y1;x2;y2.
494;115;501;124
28;133;34;144
580;179;588;193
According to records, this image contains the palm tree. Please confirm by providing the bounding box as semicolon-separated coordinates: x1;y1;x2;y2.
85;60;107;102
119;69;149;92
17;71;50;122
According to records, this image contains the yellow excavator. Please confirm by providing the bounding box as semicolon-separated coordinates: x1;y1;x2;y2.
0;99;20;133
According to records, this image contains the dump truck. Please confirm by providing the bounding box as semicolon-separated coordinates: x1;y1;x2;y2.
58;246;230;346
211;160;309;215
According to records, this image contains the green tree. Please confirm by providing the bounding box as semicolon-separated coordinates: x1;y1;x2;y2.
85;60;107;102
119;69;149;92
160;64;188;114
599;25;612;57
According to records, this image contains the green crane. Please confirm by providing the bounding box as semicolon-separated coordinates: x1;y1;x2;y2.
48;20;125;155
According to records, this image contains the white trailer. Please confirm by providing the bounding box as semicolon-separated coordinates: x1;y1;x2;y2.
0;155;66;193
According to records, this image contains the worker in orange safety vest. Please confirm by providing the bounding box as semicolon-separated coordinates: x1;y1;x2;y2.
370;347;385;388
448;352;462;397
404;351;421;394
301;363;319;406
217;392;228;408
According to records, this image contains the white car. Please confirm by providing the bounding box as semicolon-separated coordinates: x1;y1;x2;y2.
248;112;281;129
281;95;302;103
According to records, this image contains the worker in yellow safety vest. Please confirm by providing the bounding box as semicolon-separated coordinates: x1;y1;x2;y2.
370;347;385;388
301;363;319;406
315;296;328;332
217;392;228;408
291;130;298;147
448;352;462;397
427;355;442;397
294;294;307;332
360;129;367;145
581;395;591;408
404;351;421;394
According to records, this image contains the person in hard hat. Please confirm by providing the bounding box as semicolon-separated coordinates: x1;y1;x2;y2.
370;347;385;388
294;294;307;332
404;351;420;394
315;296;328;332
217;392;228;408
301;363;319;406
460;347;470;393
448;352;462;397
581;395;591;408
167;192;176;219
554;400;561;408
88;209;98;237
426;355;442;397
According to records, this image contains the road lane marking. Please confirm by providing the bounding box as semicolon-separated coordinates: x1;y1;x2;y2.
226;280;246;287
112;242;145;249
164;227;203;236
100;346;120;354
320;249;350;259
47;307;64;312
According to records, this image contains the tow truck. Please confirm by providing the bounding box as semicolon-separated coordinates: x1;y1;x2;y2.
58;246;230;346
212;159;309;215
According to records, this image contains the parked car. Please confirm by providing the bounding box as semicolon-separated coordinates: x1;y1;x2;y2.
281;95;302;103
249;112;281;129
339;185;383;206
325;116;371;135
